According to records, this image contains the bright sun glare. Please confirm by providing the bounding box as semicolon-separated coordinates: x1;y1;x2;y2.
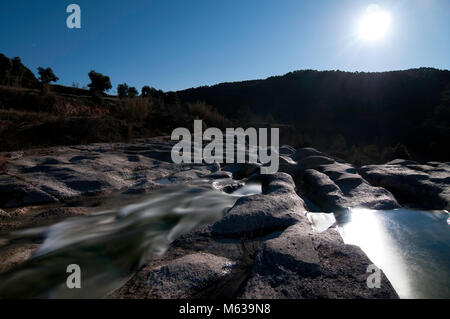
358;4;392;42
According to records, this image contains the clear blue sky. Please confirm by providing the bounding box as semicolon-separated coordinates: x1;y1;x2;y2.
1;0;449;92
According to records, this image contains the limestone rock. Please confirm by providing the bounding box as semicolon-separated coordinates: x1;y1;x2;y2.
146;253;235;299
241;223;399;299
360;161;450;210
212;173;307;238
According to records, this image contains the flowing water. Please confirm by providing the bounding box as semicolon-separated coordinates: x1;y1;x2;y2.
0;181;262;298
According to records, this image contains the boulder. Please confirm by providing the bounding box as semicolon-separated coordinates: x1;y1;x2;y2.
212;173;307;238
146;253;235;299
241;223;399;299
261;172;297;194
302;169;347;212
211;194;305;238
256;221;321;276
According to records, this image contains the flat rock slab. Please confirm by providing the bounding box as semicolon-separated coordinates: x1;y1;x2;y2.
145;253;235;299
360;161;450;210
241;222;398;299
0;175;59;208
0;139;195;208
257;220;321;276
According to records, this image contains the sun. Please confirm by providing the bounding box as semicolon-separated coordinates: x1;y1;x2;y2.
358;4;391;42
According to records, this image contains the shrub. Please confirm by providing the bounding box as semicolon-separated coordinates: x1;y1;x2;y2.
37;67;59;95
141;85;151;97
87;70;112;94
117;83;129;99
128;87;138;98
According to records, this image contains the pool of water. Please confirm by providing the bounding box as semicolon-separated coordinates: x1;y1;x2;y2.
337;208;450;299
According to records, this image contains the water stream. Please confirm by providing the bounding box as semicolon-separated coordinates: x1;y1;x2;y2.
0;181;261;298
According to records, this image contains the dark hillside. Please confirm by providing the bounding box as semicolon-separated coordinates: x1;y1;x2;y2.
179;68;450;163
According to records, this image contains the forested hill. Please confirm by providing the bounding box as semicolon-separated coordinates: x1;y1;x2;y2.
178;68;450;163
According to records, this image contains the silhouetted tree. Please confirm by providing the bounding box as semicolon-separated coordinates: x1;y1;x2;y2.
87;70;112;94
37;67;59;95
141;85;151;97
117;83;129;99
128;87;138;98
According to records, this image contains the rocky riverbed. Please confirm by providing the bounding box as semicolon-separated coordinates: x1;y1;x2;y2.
1;137;448;298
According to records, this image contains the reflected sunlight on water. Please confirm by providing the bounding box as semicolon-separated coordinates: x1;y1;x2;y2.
338;208;411;298
338;208;450;299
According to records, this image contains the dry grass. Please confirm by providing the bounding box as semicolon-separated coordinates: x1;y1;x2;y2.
0;86;111;116
118;98;152;122
0;86;236;152
187;101;232;129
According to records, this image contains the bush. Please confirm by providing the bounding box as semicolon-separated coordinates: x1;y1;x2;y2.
128;87;138;98
37;67;58;95
141;86;151;97
88;70;112;94
117;83;129;99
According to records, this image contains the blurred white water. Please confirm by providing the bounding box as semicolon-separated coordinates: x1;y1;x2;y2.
0;181;261;298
